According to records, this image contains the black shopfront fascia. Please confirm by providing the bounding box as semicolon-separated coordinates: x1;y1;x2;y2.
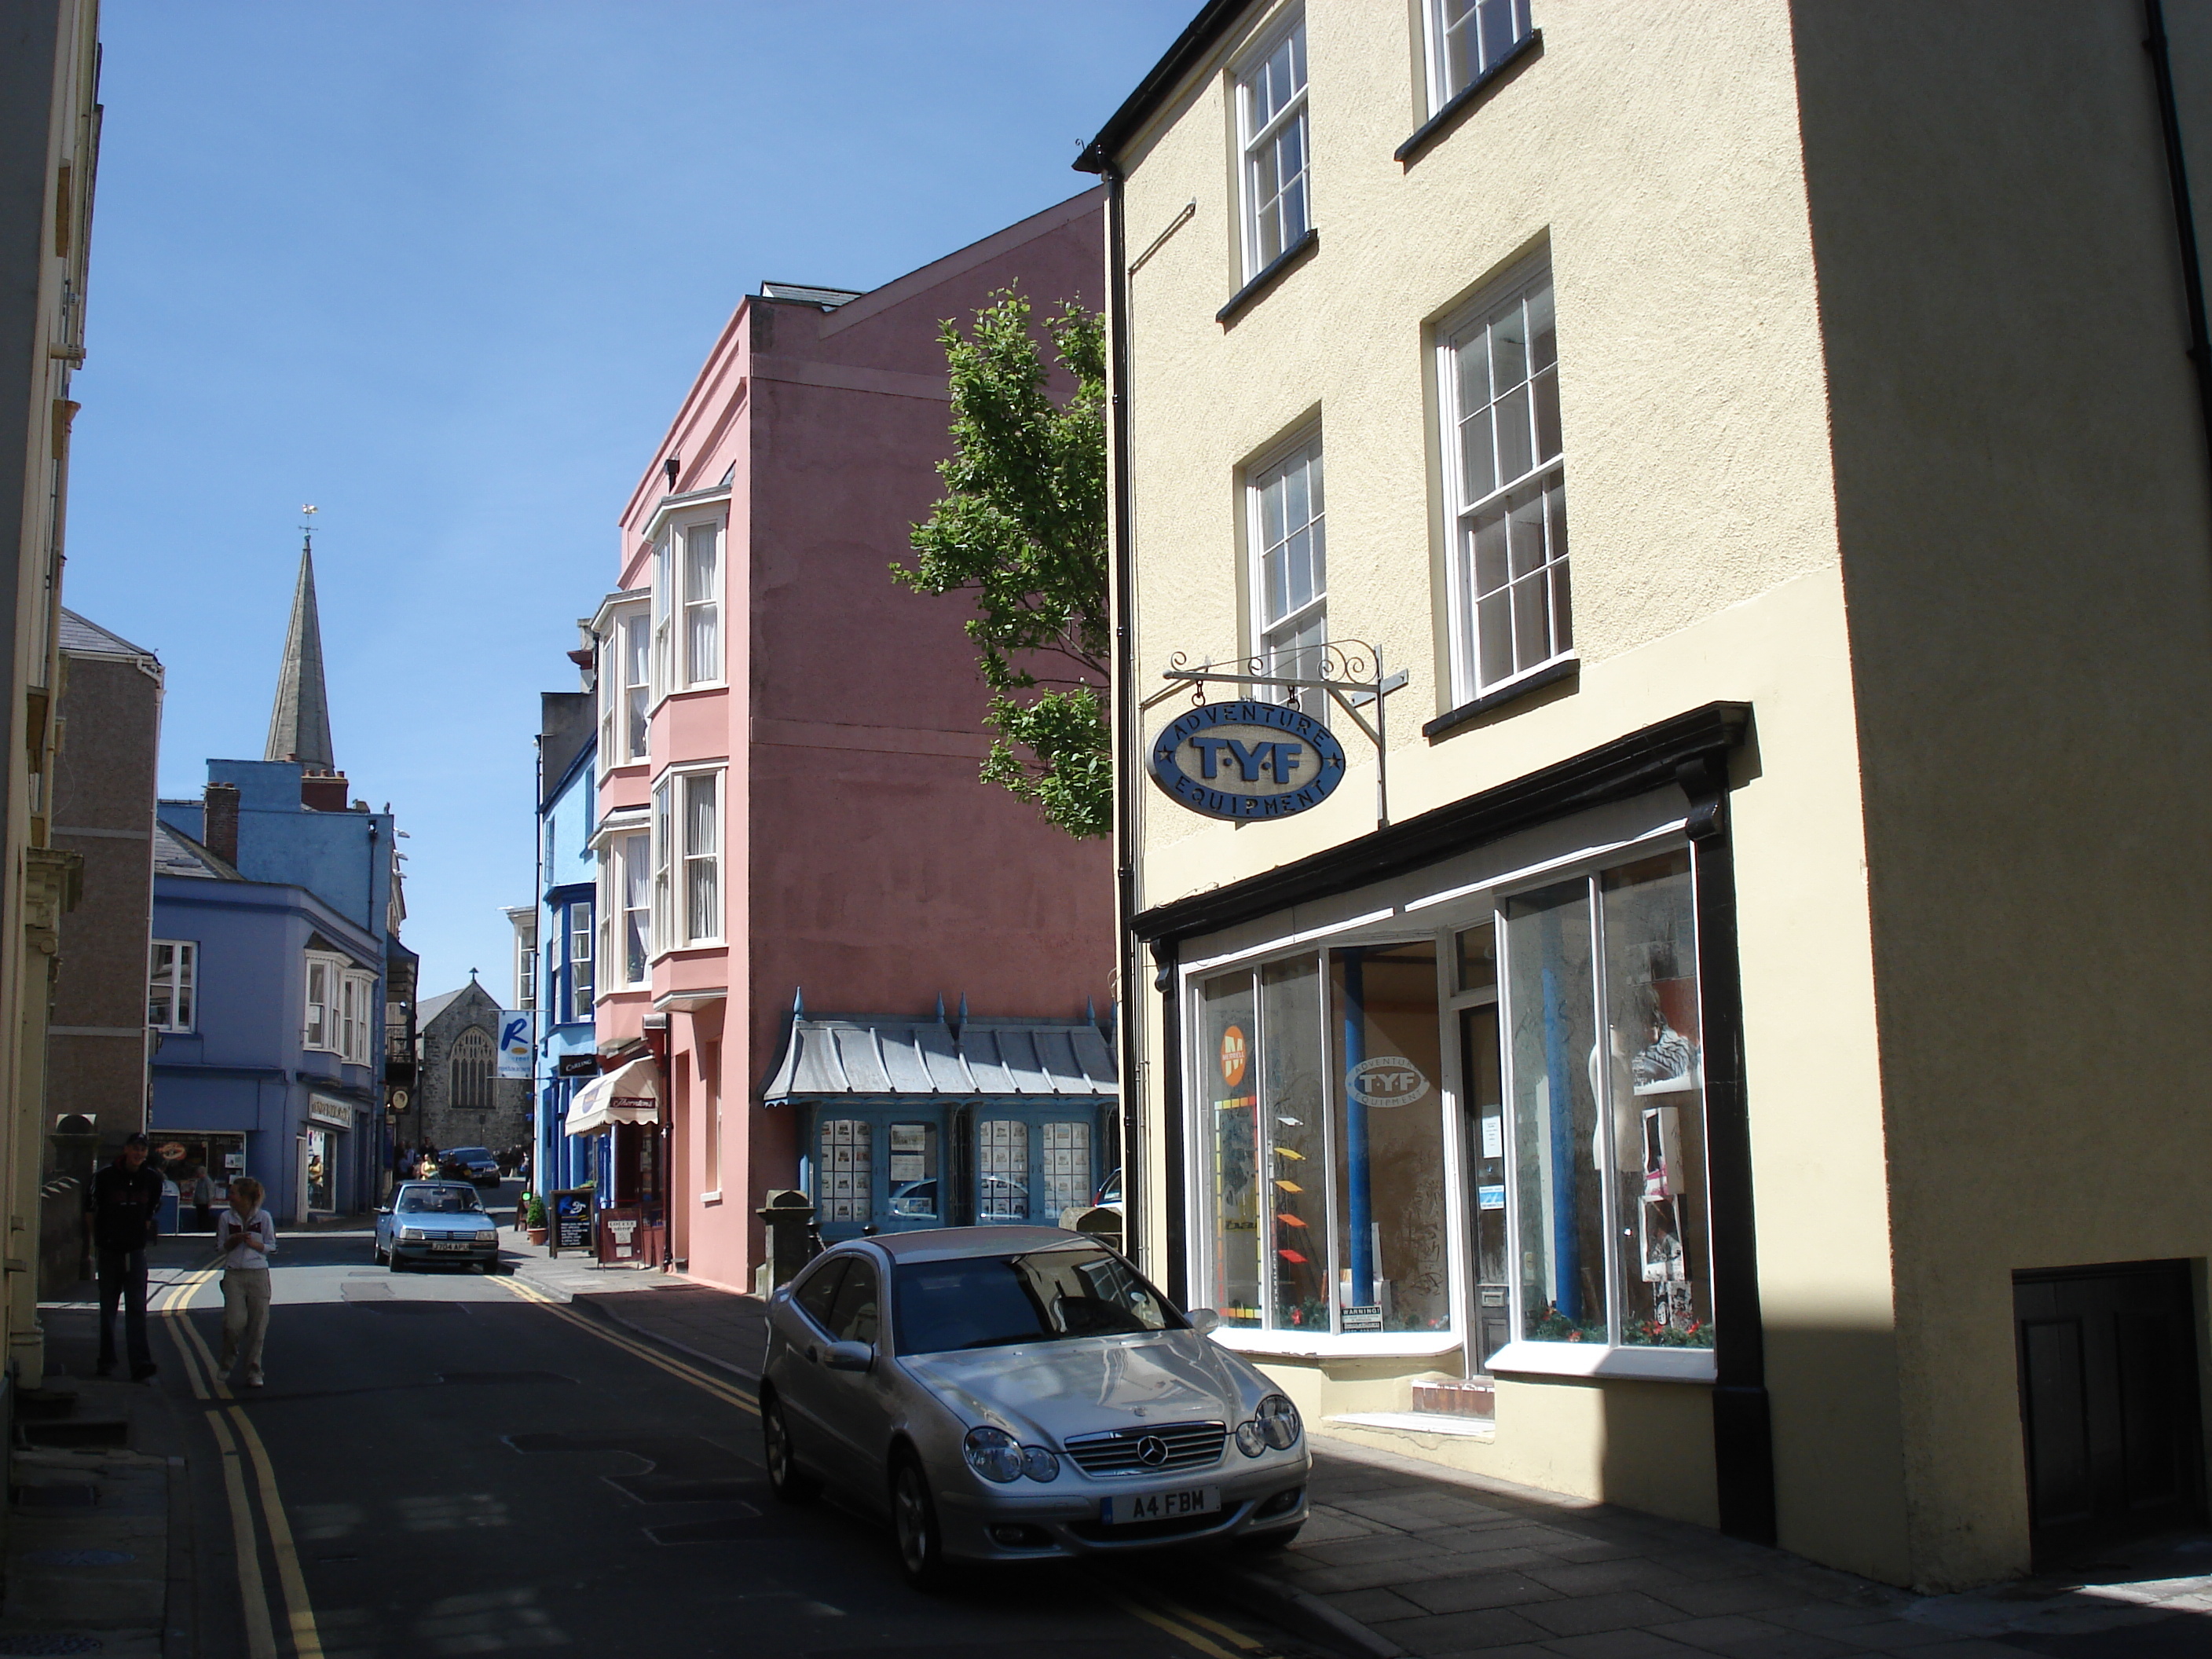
1132;701;1775;1547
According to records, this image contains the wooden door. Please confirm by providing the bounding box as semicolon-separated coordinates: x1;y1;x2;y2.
2014;1260;2205;1565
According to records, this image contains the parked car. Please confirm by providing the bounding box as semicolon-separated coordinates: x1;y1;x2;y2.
375;1181;501;1272
439;1145;502;1187
760;1226;1309;1588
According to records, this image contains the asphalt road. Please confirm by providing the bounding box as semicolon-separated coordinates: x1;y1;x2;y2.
124;1215;1321;1659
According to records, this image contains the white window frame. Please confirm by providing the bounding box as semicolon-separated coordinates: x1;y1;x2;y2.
650;533;673;704
1423;0;1533;116
1236;13;1311;281
679;518;722;687
650;512;727;703
1247;431;1327;698
651;764;724;955
340;969;376;1066
148;939;196;1033
303;954;341;1052
516;930;537;1013
568;899;595;1021
1439;259;1570;702
598;602;650;764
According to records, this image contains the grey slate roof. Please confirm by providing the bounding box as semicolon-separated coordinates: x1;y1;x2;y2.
764;1017;1116;1103
154;821;241;881
59;609;158;661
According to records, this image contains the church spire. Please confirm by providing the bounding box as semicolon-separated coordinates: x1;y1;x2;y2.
265;507;335;771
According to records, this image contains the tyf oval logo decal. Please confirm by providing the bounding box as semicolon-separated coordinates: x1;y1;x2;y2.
1219;1024;1249;1088
1346;1057;1430;1108
1148;700;1347;822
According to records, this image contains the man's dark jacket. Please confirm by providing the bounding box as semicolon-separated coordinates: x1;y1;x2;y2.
86;1159;164;1254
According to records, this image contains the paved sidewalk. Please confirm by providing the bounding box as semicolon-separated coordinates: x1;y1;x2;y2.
506;1239;769;1379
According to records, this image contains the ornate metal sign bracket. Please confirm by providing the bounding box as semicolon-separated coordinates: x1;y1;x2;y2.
1142;641;1409;827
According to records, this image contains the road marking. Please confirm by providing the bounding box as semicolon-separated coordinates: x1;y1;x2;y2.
1111;1590;1250;1659
492;1276;760;1415
227;1404;324;1659
162;1265;322;1657
208;1411;280;1659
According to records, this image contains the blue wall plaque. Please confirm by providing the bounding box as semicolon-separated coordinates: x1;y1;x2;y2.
1148;700;1347;821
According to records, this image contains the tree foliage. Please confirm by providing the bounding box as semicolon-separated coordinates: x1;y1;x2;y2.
895;289;1110;839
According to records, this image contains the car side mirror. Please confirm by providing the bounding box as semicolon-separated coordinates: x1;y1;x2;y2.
1187;1309;1222;1336
376;1207;392;1216
822;1341;873;1372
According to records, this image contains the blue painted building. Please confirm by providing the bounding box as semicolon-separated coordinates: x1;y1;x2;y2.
145;544;406;1221
521;680;597;1195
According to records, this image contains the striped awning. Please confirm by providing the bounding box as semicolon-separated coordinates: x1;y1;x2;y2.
563;1056;661;1137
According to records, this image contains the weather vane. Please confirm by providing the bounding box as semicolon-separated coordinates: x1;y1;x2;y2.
299;503;317;553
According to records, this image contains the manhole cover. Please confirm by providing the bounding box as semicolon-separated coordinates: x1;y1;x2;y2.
20;1550;135;1567
0;1637;104;1655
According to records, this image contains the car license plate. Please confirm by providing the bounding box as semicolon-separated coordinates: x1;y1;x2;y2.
430;1241;471;1252
1106;1487;1219;1525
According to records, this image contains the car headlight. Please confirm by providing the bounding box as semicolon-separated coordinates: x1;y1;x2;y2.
1235;1420;1268;1457
474;1230;497;1243
1258;1393;1302;1451
963;1426;1024;1484
1020;1445;1059;1483
401;1227;426;1241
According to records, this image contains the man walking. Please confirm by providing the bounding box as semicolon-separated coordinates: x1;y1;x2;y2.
85;1131;163;1379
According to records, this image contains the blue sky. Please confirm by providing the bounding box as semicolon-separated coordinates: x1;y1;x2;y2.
66;0;1185;1000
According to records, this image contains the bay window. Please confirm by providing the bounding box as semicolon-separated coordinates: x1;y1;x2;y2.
621;831;649;983
304;955;337;1051
567;900;595;1020
650;767;723;953
683;522;721;684
599;600;650;765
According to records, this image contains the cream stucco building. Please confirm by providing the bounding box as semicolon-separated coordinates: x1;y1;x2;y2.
1080;0;2212;1591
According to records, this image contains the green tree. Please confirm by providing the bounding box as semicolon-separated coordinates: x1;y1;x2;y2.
895;288;1110;840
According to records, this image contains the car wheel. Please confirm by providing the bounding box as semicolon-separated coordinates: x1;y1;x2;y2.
762;1395;819;1504
890;1452;947;1591
389;1254;408;1273
1238;1522;1302;1552
372;1240;386;1265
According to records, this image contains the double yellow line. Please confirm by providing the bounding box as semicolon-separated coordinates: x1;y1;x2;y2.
492;1276;1278;1658
159;1267;322;1659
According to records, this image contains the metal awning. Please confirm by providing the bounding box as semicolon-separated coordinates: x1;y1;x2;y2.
564;1056;662;1137
763;1017;1116;1105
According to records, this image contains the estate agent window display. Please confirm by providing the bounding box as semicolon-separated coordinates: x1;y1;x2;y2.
1185;840;1713;1376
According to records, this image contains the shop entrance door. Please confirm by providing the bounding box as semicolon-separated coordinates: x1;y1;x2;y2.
1458;1005;1510;1374
2014;1259;2205;1566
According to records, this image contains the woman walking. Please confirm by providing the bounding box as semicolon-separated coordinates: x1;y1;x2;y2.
214;1176;276;1389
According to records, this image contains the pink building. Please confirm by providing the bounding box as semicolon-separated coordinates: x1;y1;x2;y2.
588;192;1113;1291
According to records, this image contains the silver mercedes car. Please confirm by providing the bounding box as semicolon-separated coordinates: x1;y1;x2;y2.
760;1226;1309;1588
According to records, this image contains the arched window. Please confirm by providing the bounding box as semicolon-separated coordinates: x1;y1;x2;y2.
451;1027;494;1111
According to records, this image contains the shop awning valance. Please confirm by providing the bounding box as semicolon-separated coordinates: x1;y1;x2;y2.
763;1016;1116;1105
563;1057;661;1137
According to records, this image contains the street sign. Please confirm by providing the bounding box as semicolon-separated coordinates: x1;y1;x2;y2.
550;1188;591;1258
1148;699;1346;822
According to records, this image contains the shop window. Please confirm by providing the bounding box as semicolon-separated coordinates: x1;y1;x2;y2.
978;1120;1028;1222
887;1122;939;1221
1503;848;1708;1349
1196;949;1448;1335
819;1119;870;1222
1040;1121;1092;1221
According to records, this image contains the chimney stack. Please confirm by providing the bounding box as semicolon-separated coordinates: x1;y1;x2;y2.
300;770;349;812
203;782;240;866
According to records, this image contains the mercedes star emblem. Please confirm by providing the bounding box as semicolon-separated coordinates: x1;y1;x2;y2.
1135;1435;1169;1467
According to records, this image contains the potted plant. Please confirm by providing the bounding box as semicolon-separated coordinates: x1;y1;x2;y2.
525;1193;548;1245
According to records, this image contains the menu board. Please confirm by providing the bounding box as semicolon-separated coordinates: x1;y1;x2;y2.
551;1189;593;1255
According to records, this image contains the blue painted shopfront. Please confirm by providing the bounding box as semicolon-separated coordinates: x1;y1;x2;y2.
763;1014;1116;1243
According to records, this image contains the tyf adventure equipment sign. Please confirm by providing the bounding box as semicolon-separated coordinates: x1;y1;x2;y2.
1149;700;1347;821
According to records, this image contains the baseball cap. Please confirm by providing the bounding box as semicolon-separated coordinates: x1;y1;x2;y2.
123;1131;150;1148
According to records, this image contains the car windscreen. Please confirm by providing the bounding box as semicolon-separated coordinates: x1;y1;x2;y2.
397;1187;483;1214
445;1148;490;1160
892;1248;1182;1355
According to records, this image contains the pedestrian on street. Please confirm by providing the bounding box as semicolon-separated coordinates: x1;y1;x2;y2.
393;1142;412;1179
84;1131;163;1379
214;1175;276;1389
190;1167;214;1232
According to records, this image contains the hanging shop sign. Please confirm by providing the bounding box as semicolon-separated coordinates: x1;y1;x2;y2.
496;1012;535;1079
1148;700;1347;822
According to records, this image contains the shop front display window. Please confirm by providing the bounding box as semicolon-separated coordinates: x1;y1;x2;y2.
887;1122;938;1223
1199;972;1262;1325
977;1119;1027;1222
1039;1121;1092;1221
1503;849;1710;1349
819;1119;870;1222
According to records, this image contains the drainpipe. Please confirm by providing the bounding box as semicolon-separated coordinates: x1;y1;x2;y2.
2145;0;2212;507
1093;155;1152;1281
